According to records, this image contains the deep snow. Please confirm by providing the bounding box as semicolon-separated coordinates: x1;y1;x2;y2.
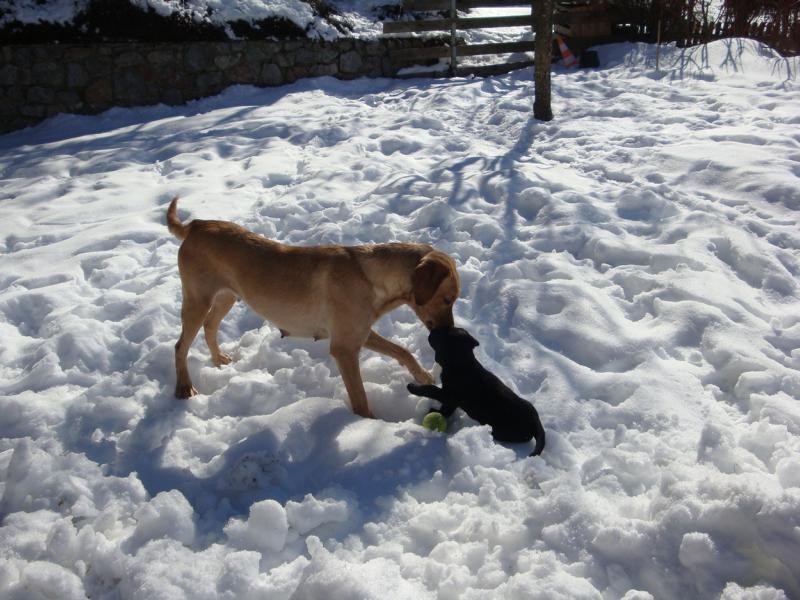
0;0;384;39
0;0;532;44
1;39;800;599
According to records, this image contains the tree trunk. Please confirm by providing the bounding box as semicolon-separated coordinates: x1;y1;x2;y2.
533;0;554;121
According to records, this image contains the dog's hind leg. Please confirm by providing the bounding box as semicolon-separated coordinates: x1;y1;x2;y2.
175;291;213;399
330;341;375;419
204;290;237;367
365;331;434;385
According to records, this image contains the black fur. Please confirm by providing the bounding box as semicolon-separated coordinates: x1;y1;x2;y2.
408;327;545;456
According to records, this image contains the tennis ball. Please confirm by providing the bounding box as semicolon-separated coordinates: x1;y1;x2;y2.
422;411;447;433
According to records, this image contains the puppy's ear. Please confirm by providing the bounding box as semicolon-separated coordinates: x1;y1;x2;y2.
455;329;479;349
466;332;479;349
412;253;449;305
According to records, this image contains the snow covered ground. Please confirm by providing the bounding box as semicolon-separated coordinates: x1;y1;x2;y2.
1;39;800;599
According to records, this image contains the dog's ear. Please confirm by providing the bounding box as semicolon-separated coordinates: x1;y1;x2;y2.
412;253;450;305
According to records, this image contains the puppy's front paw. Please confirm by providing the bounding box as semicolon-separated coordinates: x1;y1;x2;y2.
407;382;424;395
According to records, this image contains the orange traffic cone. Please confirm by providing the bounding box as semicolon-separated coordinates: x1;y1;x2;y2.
556;35;578;68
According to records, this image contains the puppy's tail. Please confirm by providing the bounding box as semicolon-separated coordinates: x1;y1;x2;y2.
529;409;546;457
166;196;189;240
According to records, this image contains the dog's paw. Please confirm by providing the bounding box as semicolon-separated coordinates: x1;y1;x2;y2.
175;383;197;399
213;352;233;366
355;406;376;419
414;369;435;385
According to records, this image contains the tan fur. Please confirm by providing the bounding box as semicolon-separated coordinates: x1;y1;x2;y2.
167;197;460;418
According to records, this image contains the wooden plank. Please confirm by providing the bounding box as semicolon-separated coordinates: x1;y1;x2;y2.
456;40;535;56
394;58;533;79
394;68;450;80
456;59;533;76
390;45;454;62
383;19;450;34
553;23;571;36
383;14;533;34
404;0;531;10
555;10;612;25
389;39;535;63
459;14;533;29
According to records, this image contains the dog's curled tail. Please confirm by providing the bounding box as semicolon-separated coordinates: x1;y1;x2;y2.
167;197;189;240
530;410;546;457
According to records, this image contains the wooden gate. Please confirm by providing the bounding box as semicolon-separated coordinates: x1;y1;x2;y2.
382;0;536;78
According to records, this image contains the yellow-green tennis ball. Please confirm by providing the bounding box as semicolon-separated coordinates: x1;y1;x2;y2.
422;412;447;433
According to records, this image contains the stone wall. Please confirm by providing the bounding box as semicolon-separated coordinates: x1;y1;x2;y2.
0;38;437;133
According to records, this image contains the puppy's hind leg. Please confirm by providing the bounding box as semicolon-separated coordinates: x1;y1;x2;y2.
204;290;237;367
175;292;213;399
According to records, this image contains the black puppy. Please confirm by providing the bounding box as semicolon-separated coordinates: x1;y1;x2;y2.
408;327;546;456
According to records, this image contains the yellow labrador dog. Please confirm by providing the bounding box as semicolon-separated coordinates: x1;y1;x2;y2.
167;198;459;418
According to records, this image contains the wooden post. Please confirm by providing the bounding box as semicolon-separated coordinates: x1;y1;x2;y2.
656;0;663;70
533;0;554;121
656;18;661;70
450;0;457;75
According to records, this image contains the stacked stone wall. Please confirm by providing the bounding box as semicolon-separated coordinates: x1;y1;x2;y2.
0;38;435;133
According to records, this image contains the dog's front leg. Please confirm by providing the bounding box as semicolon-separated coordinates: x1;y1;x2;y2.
203;290;237;366
365;331;434;385
330;341;375;419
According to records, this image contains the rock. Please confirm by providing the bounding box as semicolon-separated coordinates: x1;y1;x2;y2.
260;63;284;86
339;50;363;74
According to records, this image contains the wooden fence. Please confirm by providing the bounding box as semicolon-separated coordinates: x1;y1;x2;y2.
673;19;800;55
381;0;800;78
382;0;536;77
